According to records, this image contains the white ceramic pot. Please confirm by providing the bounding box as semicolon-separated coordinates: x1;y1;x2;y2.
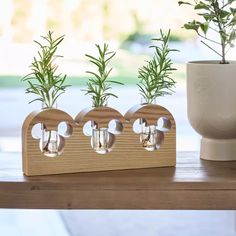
187;61;236;161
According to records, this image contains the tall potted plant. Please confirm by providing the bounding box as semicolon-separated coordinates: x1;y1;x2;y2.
22;31;70;157
179;0;236;161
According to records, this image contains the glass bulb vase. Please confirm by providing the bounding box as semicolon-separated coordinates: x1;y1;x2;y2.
91;127;109;154
140;123;160;151
41;127;59;157
40;104;59;157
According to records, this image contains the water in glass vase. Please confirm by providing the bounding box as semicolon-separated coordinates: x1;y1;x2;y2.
140;124;159;151
91;127;109;154
41;127;59;157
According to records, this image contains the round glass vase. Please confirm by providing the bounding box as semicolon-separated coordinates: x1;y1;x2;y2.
40;103;59;157
139;98;159;151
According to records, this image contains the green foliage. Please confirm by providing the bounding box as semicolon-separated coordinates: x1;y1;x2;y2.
122;32;183;50
178;0;236;64
22;31;69;108
124;32;152;44
137;30;177;104
84;43;124;107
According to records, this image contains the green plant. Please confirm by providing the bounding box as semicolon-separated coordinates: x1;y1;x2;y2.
137;30;177;104
84;43;124;107
22;31;70;108
178;0;236;64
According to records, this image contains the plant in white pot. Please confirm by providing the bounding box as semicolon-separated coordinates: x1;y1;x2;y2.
179;0;236;161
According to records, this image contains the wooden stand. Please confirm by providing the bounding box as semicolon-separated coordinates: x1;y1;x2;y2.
22;104;176;176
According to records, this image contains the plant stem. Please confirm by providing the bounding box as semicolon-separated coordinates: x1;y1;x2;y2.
212;0;226;63
200;40;222;57
43;130;52;152
197;32;221;45
221;43;226;64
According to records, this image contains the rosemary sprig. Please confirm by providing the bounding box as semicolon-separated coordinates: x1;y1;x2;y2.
137;30;178;104
83;43;124;107
22;31;70;108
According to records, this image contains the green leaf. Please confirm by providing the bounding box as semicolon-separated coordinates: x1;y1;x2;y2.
201;13;215;21
183;21;200;31
194;2;208;10
85;54;101;63
230;7;236;15
200;22;209;35
229;30;236;43
178;1;192;6
219;10;230;18
106;80;124;85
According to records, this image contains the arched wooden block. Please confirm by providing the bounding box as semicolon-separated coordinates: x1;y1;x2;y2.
22;108;76;176
22;105;176;176
124;103;176;165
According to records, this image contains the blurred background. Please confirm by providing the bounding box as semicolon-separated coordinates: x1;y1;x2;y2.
0;0;235;235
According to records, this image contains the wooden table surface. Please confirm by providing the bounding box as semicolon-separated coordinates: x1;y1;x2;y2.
0;152;236;210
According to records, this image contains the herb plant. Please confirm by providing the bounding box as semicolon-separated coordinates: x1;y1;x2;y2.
22;31;70;108
178;0;236;64
84;43;123;107
137;30;177;104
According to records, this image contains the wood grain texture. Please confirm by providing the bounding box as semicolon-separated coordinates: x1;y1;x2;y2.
22;105;176;176
1;152;236;209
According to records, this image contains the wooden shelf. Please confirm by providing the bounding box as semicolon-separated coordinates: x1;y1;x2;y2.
0;152;236;209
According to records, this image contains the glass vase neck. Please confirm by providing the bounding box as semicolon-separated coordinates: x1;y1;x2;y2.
92;101;108;108
41;102;57;110
140;98;157;105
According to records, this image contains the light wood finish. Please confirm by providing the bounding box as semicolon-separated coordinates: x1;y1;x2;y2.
1;152;236;209
22;109;76;176
22;105;176;176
